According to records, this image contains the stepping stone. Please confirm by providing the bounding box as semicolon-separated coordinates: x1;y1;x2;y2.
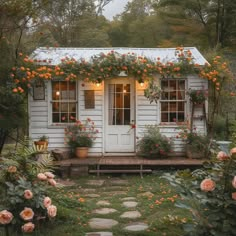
122;201;138;208
81;189;97;193
92;208;117;215
110;179;129;185
89;218;118;230
96;200;111;206
102;191;127;196
123;222;149;231
86;232;113;236
85;194;101;198
56;179;76;187
121;197;136;201
87;180;105;186
120;211;141;219
138;191;154;197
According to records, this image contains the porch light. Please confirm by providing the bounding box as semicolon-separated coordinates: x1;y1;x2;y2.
56;91;60;96
96;82;101;87
140;82;144;87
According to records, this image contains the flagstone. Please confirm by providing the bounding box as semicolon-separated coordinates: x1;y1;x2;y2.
122;201;138;208
86;232;113;236
123;222;149;231
86;180;105;186
85;194;101;198
120;210;141;219
96;200;111;206
88;218;118;230
121;197;136;201
138;191;154;197
109;179;129;185
92;208;117;215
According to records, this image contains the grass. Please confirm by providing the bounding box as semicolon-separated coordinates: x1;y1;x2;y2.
0;171;192;236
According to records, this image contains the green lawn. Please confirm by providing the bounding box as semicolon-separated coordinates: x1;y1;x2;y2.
0;172;192;236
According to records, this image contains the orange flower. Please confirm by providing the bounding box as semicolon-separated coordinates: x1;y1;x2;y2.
7;166;17;173
20;208;34;221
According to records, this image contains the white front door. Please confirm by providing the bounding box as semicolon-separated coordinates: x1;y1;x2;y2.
105;78;135;153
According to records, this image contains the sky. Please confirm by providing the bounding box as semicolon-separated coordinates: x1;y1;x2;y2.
102;0;130;20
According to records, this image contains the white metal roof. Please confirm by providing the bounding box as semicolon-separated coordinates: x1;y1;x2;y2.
31;47;208;65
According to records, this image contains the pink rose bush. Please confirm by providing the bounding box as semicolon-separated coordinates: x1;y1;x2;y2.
0;146;57;234
163;147;236;235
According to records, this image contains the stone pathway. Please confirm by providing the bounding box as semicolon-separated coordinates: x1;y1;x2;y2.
83;178;149;235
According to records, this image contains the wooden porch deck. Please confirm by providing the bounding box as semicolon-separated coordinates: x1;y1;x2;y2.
55;156;204;178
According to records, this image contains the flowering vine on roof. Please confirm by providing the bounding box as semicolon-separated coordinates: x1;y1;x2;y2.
11;47;235;101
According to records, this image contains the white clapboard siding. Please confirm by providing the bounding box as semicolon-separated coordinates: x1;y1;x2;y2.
29;81;104;153
187;75;208;134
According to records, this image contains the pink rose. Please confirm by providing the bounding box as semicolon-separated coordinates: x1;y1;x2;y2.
24;190;33;200
48;178;57;187
43;197;52;208
44;172;55;179
200;179;216;192
232;192;236;200
0;210;13;224
230;147;236;155
20;208;34;221
37;173;47;181
216;151;229;161
47;205;57;218
232;176;236;188
22;222;35;233
7;166;17;173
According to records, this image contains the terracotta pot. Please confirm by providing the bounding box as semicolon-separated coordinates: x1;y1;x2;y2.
34;141;48;151
75;147;88;159
186;144;204;159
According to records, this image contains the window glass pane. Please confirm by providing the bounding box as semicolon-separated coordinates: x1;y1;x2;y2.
52;102;60;112
124;84;130;93
161;113;168;122
116;84;123;93
52;82;60;100
116;109;123;125
170;102;176;111
161;102;168;111
69;113;76;122
170;91;177;100
69;82;76;99
161;91;168;100
61;113;68;122
124;93;130;108
178;113;185;122
116;93;123;109
109;109;116;125
52;113;60;123
170;81;176;89
170;113;177;122
178;102;184;111
61;103;68;112
69;103;76;112
124;109;130;125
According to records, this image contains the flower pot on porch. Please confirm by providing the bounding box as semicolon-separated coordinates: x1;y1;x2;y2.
186;144;204;159
34;141;48;151
75;147;88;159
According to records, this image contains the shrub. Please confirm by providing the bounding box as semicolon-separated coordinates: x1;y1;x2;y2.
136;125;173;158
163;148;236;236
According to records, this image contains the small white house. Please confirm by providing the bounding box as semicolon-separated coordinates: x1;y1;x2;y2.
29;47;208;156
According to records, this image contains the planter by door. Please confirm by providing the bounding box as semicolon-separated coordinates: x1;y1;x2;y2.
186;144;204;159
34;141;48;151
75;147;88;158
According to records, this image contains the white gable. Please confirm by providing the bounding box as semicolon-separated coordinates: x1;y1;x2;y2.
31;47;208;66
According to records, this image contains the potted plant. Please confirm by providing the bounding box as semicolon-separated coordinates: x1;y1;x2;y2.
187;88;208;105
177;126;211;159
34;135;48;151
136;125;173;158
64;118;98;158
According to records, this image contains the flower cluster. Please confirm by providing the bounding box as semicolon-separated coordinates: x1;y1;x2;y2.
187;88;208;104
64;118;98;148
0;147;57;234
137;125;173;158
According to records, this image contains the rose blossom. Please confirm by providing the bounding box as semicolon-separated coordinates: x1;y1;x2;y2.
24;190;33;200
47;205;57;218
216;151;229;161
37;173;47;181
44;172;55;179
232;192;236;200
7;166;17;173
48;178;57;187
22;222;35;233
232;176;236;188
200;179;216;192
43;197;52;208
0;210;13;224
230;147;236;155
20;208;34;221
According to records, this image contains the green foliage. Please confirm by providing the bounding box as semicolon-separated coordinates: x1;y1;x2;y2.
187;89;208;104
137;125;173;158
162;150;236;236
